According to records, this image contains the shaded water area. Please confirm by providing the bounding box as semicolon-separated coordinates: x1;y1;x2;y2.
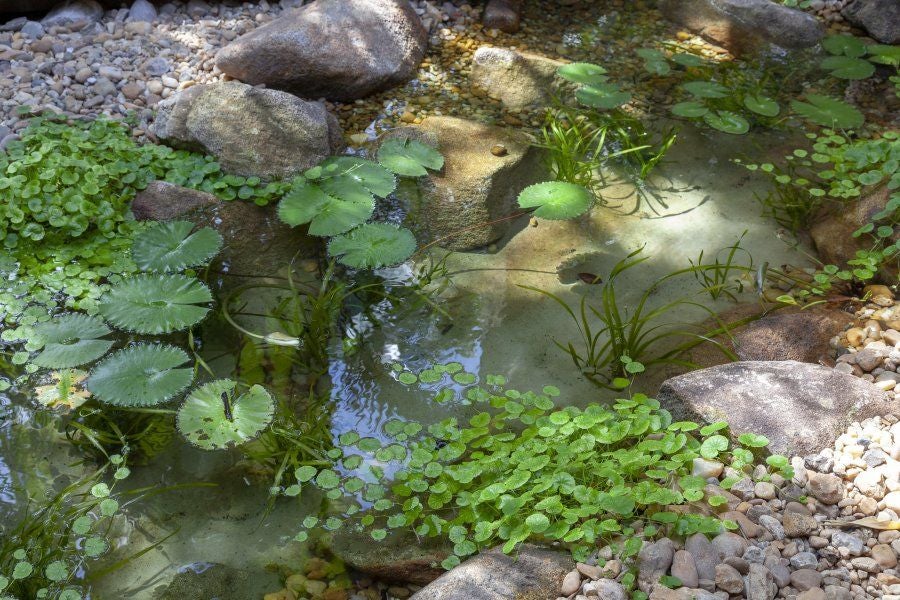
0;0;868;597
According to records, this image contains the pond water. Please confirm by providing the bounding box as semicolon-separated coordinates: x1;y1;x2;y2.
1;0;874;597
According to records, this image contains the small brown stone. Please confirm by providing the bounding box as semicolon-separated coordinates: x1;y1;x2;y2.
491;144;508;156
871;544;898;569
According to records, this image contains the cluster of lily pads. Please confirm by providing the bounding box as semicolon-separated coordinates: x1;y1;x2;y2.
24;220;277;451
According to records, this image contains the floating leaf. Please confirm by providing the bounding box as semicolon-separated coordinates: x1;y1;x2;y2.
681;81;729;99
176;379;275;450
377;138;444;177
99;274;212;334
310;156;396;198
327;223;416;269
868;45;900;66
277;180;375;237
703;110;750;135
671;101;709;118
517;181;593;220
790;94;864;129
822;34;867;58
30;314;112;368
575;83;632;109
34;369;91;410
743;95;780;117
820;55;875;80
556;62;608;85
131;221;223;272
87;344;193;407
636;48;670;75
672;52;705;67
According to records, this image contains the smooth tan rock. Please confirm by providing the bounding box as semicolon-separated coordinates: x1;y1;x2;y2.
470;47;565;110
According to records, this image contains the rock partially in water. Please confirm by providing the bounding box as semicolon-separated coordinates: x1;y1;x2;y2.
216;0;427;102
382;116;548;251
149;81;343;179
659;0;823;53
470;46;565;111
323;529;449;585
842;0;899;44
810;185;898;281
409;544;572;599
156;563;253;600
730;308;853;364
131;181;320;278
657;361;894;456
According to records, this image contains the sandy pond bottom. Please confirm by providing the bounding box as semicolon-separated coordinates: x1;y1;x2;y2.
1;124;814;598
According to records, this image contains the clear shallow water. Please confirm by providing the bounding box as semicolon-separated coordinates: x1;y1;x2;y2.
0;117;816;598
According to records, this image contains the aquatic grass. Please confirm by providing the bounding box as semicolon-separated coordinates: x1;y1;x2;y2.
522;246;755;387
689;232;753;301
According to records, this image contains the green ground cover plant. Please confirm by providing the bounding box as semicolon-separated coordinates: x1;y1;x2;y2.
291;369;792;593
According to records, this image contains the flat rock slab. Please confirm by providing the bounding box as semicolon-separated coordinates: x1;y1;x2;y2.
657;360;894;456
410;545;573;600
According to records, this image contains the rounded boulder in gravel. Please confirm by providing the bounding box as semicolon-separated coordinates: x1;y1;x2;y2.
149;81;343;179
215;0;427;102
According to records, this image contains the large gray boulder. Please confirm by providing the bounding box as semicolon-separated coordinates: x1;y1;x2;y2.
409;545;573;600
842;0;899;44
383;116;548;251
659;0;824;53
130;181;320;278
470;47;565;111
149;81;343;180
216;0;427;102
40;0;103;30
657;361;894;456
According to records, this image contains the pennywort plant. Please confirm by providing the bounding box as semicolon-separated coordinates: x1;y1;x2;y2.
291;369;792;585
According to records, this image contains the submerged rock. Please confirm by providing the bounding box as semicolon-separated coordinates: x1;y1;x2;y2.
657;361;894;456
409;544;572;599
131;181;320;278
482;0;523;33
842;0;899;44
149;81;343;180
156;563;256;600
470;47;565;110
382;116;548;251
216;0;427;102
810;185;898;281
659;0;823;53
323;529;449;585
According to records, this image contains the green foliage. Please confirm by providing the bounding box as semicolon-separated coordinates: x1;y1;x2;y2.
0;455;133;599
176;379;275;450
523;246;752;386
130;220;223;272
790;94;864;129
294;375;791;575
327;223;418;269
30;314;113;369
557;62;609;85
98;273;212;334
516;181;594;220
377;138;444;177
86;344;193;407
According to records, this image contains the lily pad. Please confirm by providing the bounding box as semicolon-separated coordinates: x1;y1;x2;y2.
822;34;867;58
31;313;112;368
517;181;593;220
87;344;193;407
556;62;609;85
327;223;417;269
681;81;729;99
308;156;396;198
177;379;275;450
743;95;780;117
277;180;375;237
377;138;444;177
131;220;223;272
671;101;709;118
99;274;212;334
820;55;875;80
672;53;705;67
703;110;750;135
790;94;864;129
868;45;900;66
575;83;632;109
